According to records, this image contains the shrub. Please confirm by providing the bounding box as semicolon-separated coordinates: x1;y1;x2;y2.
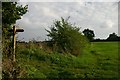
46;17;88;56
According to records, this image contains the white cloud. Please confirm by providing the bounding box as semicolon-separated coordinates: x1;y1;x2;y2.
106;20;114;28
100;20;115;28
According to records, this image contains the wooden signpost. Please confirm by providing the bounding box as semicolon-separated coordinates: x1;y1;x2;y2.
9;25;24;62
8;25;24;79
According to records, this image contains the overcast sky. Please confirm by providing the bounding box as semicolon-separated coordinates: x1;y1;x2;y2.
16;1;119;41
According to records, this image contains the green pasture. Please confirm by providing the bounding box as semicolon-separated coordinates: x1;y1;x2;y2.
16;42;119;79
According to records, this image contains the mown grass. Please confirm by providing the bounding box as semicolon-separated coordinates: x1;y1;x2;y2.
16;42;119;79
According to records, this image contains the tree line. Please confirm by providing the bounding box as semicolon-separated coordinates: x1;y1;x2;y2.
82;29;120;42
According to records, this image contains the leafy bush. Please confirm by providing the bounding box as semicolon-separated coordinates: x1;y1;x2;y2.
46;17;88;56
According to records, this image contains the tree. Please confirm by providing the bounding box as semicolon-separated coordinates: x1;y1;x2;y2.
107;33;119;41
2;2;28;40
2;2;28;26
2;2;28;55
46;17;88;56
82;28;95;41
2;2;28;78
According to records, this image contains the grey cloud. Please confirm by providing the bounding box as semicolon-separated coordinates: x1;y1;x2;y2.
16;2;118;41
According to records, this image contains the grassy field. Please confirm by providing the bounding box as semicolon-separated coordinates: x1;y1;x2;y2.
16;42;119;79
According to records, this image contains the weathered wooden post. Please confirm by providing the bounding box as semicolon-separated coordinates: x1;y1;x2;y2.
13;26;16;62
9;25;24;79
9;25;24;62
